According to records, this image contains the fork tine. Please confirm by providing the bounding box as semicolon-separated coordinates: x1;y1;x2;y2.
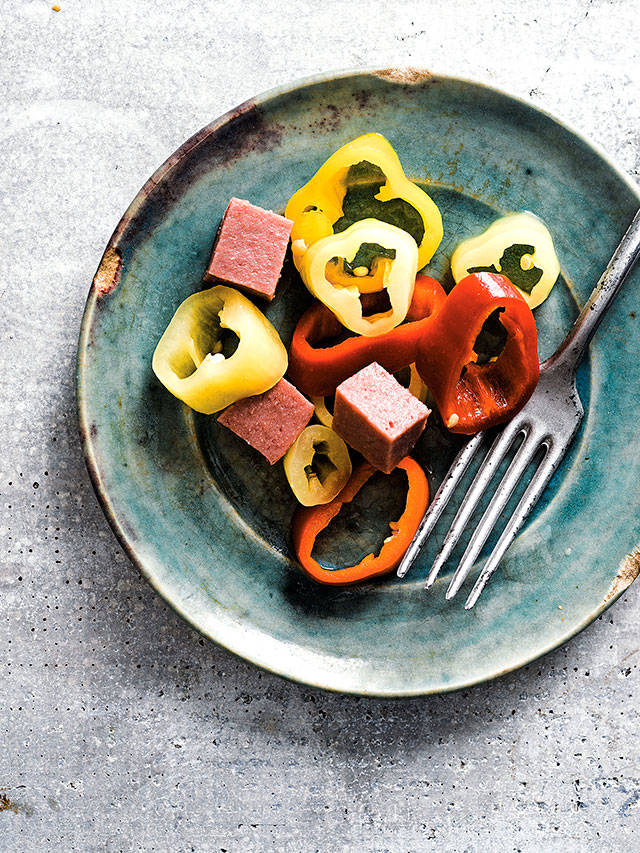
464;442;563;609
424;420;525;589
396;432;485;578
445;430;543;599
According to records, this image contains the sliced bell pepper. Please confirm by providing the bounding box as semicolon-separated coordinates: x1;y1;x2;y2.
291;456;429;585
298;219;419;336
152;285;287;414
415;272;539;434
286;133;443;271
283;424;352;506
287;274;446;397
310;396;334;428
408;363;429;404
451;212;560;309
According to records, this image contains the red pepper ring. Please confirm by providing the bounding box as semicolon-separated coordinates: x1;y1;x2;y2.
291;457;429;585
287;274;447;397
416;272;539;435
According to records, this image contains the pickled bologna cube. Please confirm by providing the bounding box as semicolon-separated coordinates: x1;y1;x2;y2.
217;378;314;465
204;198;293;301
333;362;430;474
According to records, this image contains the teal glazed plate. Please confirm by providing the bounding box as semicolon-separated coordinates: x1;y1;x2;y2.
78;69;640;696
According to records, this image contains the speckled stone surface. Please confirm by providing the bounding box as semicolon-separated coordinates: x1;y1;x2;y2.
2;1;639;850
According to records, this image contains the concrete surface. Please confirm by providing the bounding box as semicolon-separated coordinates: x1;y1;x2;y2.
2;1;639;850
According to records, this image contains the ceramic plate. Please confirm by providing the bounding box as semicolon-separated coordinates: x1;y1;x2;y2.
77;69;640;696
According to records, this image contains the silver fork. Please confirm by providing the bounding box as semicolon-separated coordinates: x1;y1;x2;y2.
397;209;640;608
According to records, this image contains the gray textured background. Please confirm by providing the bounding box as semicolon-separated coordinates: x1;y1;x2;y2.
2;1;639;850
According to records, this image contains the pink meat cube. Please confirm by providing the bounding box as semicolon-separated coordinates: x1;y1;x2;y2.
333;362;430;474
204;198;293;301
217;378;314;465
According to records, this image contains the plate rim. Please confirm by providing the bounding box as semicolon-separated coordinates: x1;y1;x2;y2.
77;66;640;697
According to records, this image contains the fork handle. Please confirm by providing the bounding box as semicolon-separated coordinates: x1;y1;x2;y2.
546;208;640;374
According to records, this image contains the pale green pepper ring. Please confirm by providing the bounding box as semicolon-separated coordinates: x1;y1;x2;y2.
152;285;288;414
283;424;352;507
311;396;334;428
451;212;560;309
300;218;419;336
408;363;429;403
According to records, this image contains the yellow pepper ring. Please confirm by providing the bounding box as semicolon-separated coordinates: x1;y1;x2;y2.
152;285;288;414
290;209;333;268
286;133;443;271
283;424;352;506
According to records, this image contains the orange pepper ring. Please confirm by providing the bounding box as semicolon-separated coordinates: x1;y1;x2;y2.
291;456;429;585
